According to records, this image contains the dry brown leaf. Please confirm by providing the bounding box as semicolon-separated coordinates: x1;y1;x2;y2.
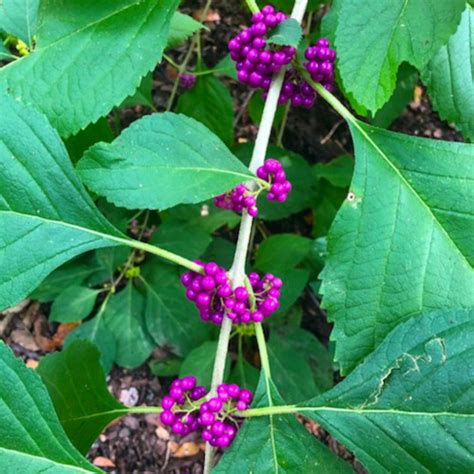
193;8;220;22
93;456;115;468
34;321;79;352
155;426;170;441
11;329;39;351
169;441;200;458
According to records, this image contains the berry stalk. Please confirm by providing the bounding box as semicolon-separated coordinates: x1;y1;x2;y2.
203;1;309;471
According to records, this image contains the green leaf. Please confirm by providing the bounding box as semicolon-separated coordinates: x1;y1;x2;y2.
30;254;102;302
215;377;352;473
0;93;129;312
120;72;154;109
274;268;309;315
234;144;318;220
65;118;114;164
149;356;182;376
273;326;333;393
422;5;474;141
0;41;15;61
248;92;285;130
0;0;39;45
77;112;251;210
321;120;474;374
202;237;236;269
229;354;260;393
0;0;179;136
371;64;418;129
268;334;320;404
302;308;474;473
335;0;465;111
214;54;237;80
176;74;234;146
255;234;312;274
0;342;100;472
179;341;230;389
103;283;154;369
65;312;117;374
38;340;127;455
140;261;212;356
167;202;241;233
167;11;203;48
312;180;347;238
151;218;211;260
49;286;99;323
267;18;302;47
313;154;354;188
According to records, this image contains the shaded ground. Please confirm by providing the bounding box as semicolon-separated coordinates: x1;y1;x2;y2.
0;0;463;473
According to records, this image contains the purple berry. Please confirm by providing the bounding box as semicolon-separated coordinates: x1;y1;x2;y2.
160;410;175;426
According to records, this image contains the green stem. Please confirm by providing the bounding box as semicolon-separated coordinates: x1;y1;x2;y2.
301;71;355;124
245;0;260;13
203;1;309;472
128;406;163;415
255;323;273;406
276;102;290;148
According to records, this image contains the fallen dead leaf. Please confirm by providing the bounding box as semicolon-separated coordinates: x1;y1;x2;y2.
169;441;200;458
93;456;115;468
11;329;40;351
34;321;79;352
155;426;170;441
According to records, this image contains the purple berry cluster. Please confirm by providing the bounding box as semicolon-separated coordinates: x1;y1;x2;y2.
160;376;207;436
199;383;253;448
228;5;296;91
181;261;282;325
224;271;282;324
214;158;291;216
214;184;258;217
181;262;231;325
179;73;196;89
256;158;291;202
304;38;336;92
160;378;253;449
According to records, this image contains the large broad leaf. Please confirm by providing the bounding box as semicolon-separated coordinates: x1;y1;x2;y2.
215;376;352;473
321;120;474;374
140;261;212;356
77;112;252;210
422;5;474;141
0;342;100;472
151;218;211;260
0;0;179;136
103;283;154;369
0;0;39;45
0;93;130;312
176;75;234;146
302;308;474;473
335;0;465;111
38;340;127;455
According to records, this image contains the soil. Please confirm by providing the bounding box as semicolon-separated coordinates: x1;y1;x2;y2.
0;0;463;473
